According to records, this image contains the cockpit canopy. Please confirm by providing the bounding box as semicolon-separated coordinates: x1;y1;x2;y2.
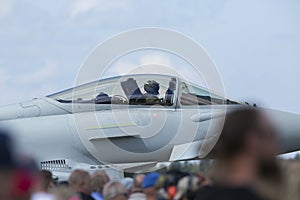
47;74;238;106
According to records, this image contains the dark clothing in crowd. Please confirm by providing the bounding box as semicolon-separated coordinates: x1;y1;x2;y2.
0;131;16;169
79;192;95;200
194;186;264;200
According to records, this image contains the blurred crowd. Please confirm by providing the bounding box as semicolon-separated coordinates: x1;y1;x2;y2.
1;108;300;200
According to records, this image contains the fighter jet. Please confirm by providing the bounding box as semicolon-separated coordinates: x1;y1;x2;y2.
0;74;299;180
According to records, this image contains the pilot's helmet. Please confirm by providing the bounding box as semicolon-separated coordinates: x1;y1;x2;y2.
144;80;160;95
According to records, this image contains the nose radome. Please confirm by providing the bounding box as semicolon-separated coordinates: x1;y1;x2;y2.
0;100;40;121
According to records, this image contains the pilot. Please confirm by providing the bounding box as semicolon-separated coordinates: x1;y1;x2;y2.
95;92;111;104
144;80;161;104
165;77;176;105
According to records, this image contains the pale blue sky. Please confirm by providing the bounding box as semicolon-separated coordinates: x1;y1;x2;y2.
0;0;299;116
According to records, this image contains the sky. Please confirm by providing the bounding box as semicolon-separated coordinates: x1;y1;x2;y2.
0;0;299;114
0;0;299;157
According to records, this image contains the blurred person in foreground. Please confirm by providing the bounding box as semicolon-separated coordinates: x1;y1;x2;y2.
194;107;285;200
38;170;55;192
120;177;134;197
174;175;201;200
173;173;212;200
91;171;110;200
69;169;94;200
128;174;145;200
31;170;56;200
103;181;128;200
0;129;39;200
142;172;160;200
0;130;19;200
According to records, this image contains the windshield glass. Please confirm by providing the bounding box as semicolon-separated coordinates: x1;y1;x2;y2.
48;75;177;106
180;82;239;105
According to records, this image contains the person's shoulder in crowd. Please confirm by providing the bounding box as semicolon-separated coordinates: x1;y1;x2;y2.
91;191;103;200
79;192;95;200
194;186;265;200
128;192;146;200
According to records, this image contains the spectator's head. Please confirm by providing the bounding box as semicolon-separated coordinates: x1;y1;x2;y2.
142;172;160;190
93;170;110;183
142;172;160;199
211;107;282;192
103;181;127;200
132;174;144;191
38;170;55;192
69;169;92;195
213;107;278;162
91;172;108;193
120;177;133;194
174;176;200;200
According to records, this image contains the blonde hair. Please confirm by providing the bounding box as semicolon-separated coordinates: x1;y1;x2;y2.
68;169;89;190
91;173;107;193
103;182;126;200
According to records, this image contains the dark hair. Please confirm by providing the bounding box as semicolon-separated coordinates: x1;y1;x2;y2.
213;107;262;160
39;170;53;191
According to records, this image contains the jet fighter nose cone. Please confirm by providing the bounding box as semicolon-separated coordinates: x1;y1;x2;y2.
264;108;300;154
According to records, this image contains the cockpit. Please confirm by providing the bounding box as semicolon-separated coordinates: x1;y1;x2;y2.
47;74;238;107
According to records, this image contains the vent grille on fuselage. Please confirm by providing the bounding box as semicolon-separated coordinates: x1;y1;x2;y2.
41;159;71;171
